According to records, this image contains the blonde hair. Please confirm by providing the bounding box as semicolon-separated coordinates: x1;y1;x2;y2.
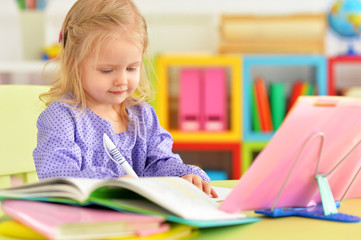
41;0;152;120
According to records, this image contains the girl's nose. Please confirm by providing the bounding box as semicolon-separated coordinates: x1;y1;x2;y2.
113;71;127;85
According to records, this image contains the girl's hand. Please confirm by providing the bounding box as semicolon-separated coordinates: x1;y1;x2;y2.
121;174;135;178
181;174;219;198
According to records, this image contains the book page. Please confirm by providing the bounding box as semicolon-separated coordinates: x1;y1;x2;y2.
64;178;109;200
97;177;245;221
211;186;232;202
0;178;88;202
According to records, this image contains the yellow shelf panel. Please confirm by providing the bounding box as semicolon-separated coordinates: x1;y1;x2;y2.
170;130;241;143
241;141;268;174
156;54;242;142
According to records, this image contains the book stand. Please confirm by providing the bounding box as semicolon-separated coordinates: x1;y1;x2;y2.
255;132;361;223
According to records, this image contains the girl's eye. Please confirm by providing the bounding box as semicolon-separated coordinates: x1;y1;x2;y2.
100;69;113;74
127;66;139;71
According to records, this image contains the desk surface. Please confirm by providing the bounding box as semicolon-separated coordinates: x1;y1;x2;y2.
191;180;361;240
1;180;360;240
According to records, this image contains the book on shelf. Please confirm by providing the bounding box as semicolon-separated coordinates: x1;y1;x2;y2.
1;199;167;240
287;81;304;112
179;68;202;131
202;68;227;131
270;82;286;131
288;81;316;112
301;82;314;95
179;67;228;132
250;83;261;132
254;77;273;132
0;177;259;228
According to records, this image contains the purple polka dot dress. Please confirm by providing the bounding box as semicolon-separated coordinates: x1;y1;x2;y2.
33;101;210;182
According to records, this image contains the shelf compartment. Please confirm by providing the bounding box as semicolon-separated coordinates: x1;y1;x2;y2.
173;142;241;180
156;54;242;143
241;141;268;174
242;55;327;141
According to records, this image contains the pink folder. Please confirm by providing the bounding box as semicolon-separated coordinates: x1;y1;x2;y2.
2;199;166;240
202;68;227;131
220;96;361;213
179;68;202;131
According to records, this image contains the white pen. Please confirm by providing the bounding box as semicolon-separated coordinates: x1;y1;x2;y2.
103;133;138;178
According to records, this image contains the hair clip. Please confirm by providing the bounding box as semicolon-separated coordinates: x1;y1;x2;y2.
59;31;67;48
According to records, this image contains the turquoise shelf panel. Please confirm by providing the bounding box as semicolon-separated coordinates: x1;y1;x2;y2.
242;55;328;141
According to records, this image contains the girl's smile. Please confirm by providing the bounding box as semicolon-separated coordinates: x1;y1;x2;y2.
109;90;127;95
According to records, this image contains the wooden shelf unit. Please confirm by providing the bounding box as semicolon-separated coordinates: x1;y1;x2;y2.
242;55;327;142
328;55;361;96
173;142;241;180
156;54;242;143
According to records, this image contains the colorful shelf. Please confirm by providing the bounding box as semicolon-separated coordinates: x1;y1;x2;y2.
242;55;328;142
156;54;242;143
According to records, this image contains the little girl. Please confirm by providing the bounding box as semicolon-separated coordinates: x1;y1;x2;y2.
33;0;217;197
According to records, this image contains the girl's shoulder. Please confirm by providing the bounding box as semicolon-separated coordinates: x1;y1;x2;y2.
40;101;80;119
37;101;82;129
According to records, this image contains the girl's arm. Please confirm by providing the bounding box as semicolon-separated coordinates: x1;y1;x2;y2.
140;105;211;182
33;103;116;179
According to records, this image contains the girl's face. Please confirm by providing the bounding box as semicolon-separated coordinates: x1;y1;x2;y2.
81;36;143;109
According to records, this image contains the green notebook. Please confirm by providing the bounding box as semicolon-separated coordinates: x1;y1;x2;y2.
270;82;286;130
250;84;261;132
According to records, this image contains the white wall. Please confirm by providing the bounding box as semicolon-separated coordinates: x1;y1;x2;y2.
134;0;332;14
1;0;358;60
133;0;358;56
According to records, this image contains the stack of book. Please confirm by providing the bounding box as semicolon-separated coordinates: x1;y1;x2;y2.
0;177;259;239
0;200;172;240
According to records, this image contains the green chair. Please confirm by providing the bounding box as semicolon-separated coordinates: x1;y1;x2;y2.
0;85;49;189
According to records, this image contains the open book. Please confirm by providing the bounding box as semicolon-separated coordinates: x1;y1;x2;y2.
0;177;259;228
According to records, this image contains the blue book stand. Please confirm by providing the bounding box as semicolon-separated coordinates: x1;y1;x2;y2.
255;133;361;223
256;201;361;223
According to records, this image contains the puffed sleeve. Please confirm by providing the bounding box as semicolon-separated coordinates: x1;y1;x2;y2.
140;104;211;182
33;102;110;179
